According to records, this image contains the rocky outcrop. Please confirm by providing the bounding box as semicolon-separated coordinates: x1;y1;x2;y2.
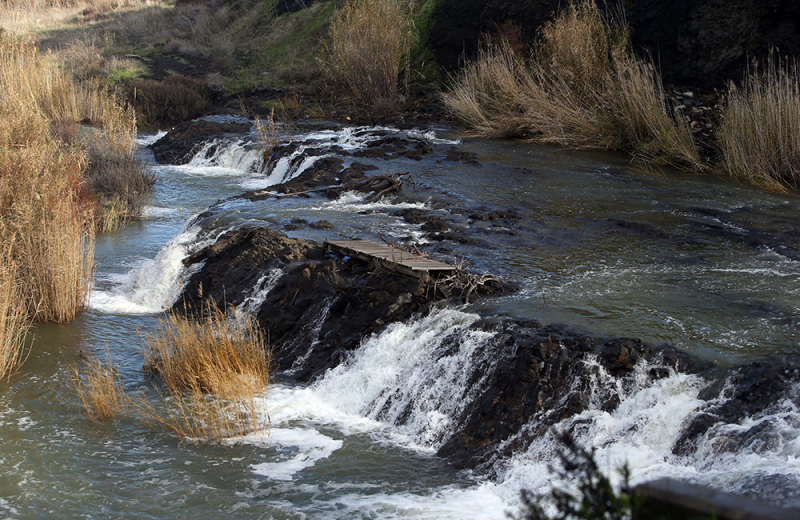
150;120;253;165
434;319;713;470
177;226;508;381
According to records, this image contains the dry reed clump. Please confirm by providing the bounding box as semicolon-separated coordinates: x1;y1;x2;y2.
443;0;702;171
325;0;415;111
138;302;270;441
718;57;800;192
0;246;31;382
124;75;212;128
84;145;155;231
72;349;129;421
254;109;291;161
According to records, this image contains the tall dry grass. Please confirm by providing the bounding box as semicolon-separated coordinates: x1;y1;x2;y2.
0;246;30;382
718;57;800;192
444;0;702;171
326;0;415;110
139;302;270;441
0;36;97;323
72;349;128;421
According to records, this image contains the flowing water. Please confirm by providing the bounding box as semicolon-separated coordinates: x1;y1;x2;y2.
2;123;800;518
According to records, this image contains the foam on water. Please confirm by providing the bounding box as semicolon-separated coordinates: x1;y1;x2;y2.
244;428;343;481
310;191;431;213
248;306;800;512
310;307;492;450
142;205;178;218
137;131;168;147
236;268;285;314
89;225;207;314
186;139;264;174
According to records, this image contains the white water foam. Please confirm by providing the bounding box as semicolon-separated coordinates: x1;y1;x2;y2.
136;130;168;147
142;205;178;218
245;428;343;481
236;268;285;314
89;225;207;314
186;138;265;175
311;191;430;213
250;305;800;511
242;125;450;191
311;307;492;449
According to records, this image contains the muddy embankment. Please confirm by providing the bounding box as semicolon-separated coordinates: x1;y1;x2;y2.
149;121;800;481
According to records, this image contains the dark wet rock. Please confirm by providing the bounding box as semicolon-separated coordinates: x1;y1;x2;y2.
420;218;450;233
444;147;481;166
396;208;434;224
468;208;520;222
673;363;800;455
434;319;798;472
176;226;800;476
177;226;508;382
309;220;334;230
239;152;381;202
150;120;252;165
426;230;483;245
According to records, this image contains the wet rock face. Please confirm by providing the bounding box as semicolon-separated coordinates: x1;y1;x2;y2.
435;320;666;470
428;0;800;88
178;226;506;382
673;363;800;456
150;120;253;165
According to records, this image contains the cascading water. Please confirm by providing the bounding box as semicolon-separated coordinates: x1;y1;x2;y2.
2;122;800;519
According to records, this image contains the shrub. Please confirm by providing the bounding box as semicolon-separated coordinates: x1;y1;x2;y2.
142;302;270;397
512;431;636;520
443;0;702;171
718;56;800;192
125;75;212;127
325;0;415;111
84;145;155;230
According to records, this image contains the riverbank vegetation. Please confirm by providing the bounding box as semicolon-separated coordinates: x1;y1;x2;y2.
72;350;128;422
72;302;270;440
443;0;702;171
718;57;800;192
138;302;270;440
325;0;416;112
0;33;151;377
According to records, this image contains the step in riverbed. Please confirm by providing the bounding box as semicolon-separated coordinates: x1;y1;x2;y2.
324;239;456;279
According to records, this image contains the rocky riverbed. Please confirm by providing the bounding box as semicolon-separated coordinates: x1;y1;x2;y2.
150;120;800;480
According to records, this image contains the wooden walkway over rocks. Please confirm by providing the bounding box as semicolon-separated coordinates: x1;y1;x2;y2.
324;240;455;278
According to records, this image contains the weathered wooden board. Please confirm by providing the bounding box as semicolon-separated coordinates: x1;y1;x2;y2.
325;239;455;278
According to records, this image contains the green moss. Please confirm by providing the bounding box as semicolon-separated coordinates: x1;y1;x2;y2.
105;65;147;84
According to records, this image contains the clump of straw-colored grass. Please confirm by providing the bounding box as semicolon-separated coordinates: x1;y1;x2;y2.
444;0;702;171
139;301;270;441
718;57;800;192
0;33;147;327
0;245;30;382
72;349;128;421
325;0;415;111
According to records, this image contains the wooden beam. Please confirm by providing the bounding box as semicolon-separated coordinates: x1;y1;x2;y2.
325;239;455;278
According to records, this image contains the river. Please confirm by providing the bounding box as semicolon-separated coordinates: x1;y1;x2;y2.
1;122;799;518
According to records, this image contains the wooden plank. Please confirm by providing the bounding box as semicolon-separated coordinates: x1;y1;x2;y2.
325;239;455;278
